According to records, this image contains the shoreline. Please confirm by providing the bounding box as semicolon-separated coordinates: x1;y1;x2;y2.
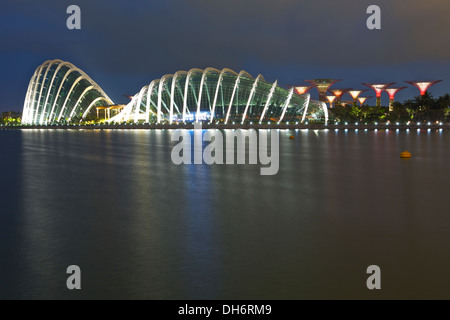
0;123;449;131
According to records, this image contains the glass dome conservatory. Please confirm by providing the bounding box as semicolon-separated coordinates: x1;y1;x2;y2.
22;59;113;124
110;67;328;124
22;61;328;125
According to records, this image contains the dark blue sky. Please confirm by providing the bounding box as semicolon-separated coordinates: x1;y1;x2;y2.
1;0;450;112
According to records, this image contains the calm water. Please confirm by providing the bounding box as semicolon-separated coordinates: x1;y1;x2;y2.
0;128;449;299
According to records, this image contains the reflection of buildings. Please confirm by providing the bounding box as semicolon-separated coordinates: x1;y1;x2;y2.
362;83;395;107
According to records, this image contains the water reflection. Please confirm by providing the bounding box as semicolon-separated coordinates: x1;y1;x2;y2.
0;129;448;299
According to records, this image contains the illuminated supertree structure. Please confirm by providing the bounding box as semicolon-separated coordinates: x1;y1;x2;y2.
357;96;372;106
329;88;350;105
326;95;337;108
288;85;313;96
305;79;341;102
362;83;395;107
348;90;368;107
405;80;442;96
385;87;407;111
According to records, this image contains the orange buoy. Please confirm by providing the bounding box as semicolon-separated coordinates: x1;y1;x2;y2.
289;135;295;140
400;151;411;159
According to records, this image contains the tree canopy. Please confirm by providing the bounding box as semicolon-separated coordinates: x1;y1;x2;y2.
330;93;450;123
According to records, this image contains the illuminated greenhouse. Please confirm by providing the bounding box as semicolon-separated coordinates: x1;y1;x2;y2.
22;59;113;124
110;68;328;124
22;61;328;125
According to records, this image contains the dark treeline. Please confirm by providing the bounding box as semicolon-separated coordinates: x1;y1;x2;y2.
330;92;450;123
0;111;22;125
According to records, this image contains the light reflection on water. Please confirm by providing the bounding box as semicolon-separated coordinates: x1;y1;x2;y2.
0;129;449;299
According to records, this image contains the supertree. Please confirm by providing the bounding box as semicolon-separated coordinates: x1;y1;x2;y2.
362;83;395;107
358;96;372;106
348;90;368;107
326;95;337;108
385;87;407;111
329;88;351;105
405;80;442;96
291;85;313;95
305;79;341;102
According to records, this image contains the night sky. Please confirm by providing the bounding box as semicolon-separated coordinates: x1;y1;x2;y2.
1;0;450;112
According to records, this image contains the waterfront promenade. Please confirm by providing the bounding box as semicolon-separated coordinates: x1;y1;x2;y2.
1;122;449;131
